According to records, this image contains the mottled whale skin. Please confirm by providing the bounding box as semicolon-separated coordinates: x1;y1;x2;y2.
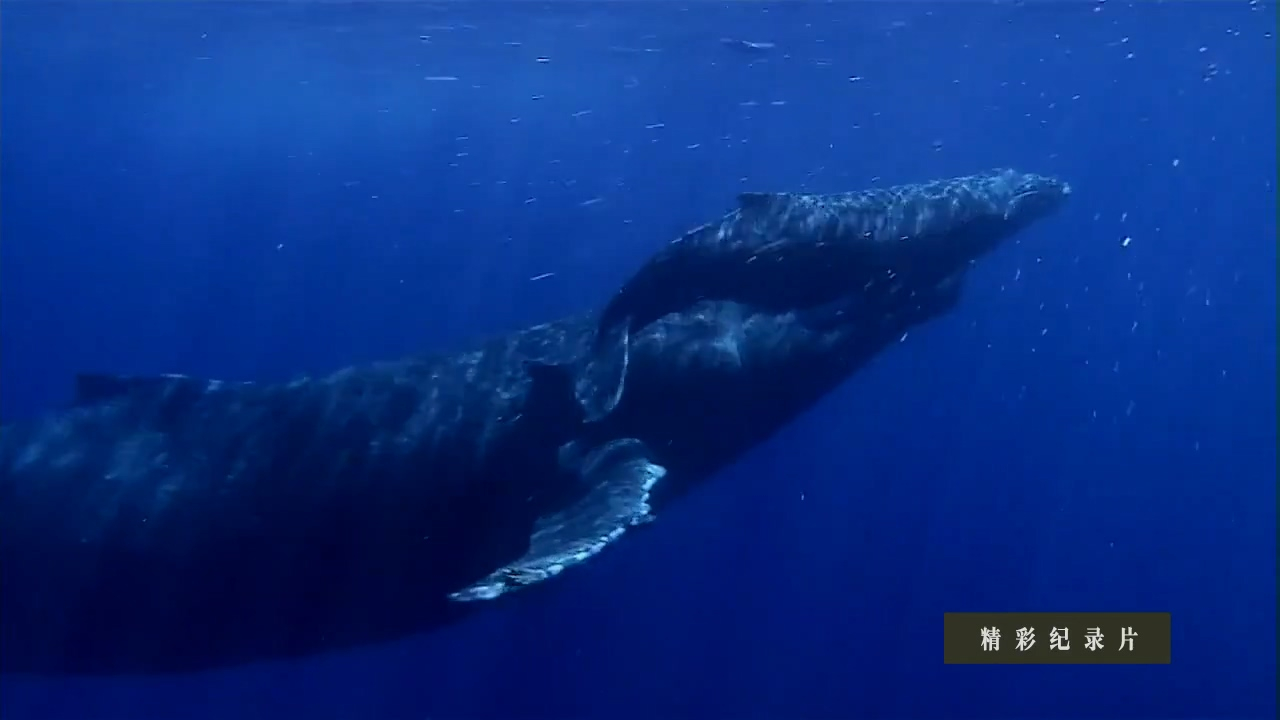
0;170;1068;676
579;169;1071;420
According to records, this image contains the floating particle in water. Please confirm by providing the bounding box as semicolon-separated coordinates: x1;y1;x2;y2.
720;38;775;54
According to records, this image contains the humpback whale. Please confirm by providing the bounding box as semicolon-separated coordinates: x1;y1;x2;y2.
578;168;1071;421
0;169;1069;676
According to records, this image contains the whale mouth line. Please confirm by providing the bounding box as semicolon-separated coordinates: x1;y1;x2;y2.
1004;189;1046;220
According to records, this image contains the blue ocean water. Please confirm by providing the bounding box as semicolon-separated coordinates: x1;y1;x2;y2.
0;0;1275;718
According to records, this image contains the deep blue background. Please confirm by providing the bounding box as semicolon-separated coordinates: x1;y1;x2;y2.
1;1;1275;718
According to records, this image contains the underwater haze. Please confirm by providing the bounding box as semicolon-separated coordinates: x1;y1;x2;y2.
0;0;1275;718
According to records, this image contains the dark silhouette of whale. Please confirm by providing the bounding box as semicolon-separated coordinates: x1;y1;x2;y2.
576;168;1071;421
0;170;1069;676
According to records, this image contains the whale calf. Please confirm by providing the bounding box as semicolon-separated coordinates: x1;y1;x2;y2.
577;168;1071;421
0;169;1069;675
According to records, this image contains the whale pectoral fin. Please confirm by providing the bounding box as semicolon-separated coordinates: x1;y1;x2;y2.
575;319;630;423
449;438;665;602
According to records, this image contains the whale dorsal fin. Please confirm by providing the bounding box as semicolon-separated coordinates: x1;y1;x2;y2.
449;437;666;602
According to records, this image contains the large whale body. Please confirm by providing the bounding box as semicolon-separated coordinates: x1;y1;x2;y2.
0;169;1069;676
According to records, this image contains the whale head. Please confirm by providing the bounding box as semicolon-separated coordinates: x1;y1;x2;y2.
819;167;1071;287
991;168;1072;230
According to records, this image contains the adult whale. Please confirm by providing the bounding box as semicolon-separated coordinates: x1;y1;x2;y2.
0;169;1069;676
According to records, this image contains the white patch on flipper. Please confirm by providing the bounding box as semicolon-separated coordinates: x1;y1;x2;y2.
449;441;665;602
